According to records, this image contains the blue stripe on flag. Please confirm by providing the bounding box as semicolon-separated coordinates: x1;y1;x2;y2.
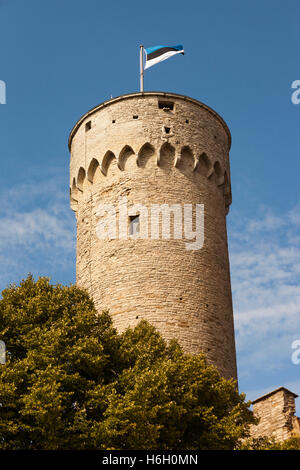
145;44;183;55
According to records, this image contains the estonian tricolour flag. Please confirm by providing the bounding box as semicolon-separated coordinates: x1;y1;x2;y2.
144;44;184;70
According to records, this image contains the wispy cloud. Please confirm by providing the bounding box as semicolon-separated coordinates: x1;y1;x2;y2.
228;203;300;409
0;170;76;290
0;209;74;251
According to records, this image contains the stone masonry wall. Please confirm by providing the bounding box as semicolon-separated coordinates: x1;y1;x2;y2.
250;388;300;441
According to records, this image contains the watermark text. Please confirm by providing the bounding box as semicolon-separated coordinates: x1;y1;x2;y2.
291;80;300;104
95;197;204;251
0;80;6;104
291;339;300;365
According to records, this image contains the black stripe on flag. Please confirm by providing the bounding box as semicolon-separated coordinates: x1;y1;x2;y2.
147;47;184;60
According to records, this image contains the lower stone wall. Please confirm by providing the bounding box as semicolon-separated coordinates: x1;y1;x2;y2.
250;387;300;442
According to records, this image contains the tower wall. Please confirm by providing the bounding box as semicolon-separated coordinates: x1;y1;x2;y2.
69;92;237;381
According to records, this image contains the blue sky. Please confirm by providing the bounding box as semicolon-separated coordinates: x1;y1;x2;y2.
0;0;299;410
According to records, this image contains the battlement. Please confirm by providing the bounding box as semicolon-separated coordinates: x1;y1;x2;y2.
68;92;231;150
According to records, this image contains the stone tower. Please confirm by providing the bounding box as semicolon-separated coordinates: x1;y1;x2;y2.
69;92;237;381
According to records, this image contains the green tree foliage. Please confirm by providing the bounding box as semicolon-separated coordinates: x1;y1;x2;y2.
239;435;300;450
0;276;256;450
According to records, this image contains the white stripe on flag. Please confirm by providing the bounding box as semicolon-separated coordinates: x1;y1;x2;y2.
144;49;184;70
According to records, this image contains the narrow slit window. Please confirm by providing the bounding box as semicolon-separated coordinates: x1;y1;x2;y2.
85;121;91;131
129;215;140;236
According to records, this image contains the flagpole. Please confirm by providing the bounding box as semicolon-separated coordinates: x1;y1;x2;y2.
140;45;144;92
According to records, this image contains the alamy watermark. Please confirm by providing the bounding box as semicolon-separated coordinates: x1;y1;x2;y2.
0;80;6;104
291;339;300;365
291;80;300;104
95;196;204;250
0;340;6;364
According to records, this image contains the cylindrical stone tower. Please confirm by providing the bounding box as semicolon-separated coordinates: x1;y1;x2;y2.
69;92;237;381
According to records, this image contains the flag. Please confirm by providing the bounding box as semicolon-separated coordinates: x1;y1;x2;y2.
144;44;184;70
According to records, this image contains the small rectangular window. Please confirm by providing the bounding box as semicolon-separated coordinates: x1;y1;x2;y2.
85;121;91;131
129;215;140;236
158;101;174;111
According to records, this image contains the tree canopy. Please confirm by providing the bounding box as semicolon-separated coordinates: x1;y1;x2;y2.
239;436;300;450
0;275;256;450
